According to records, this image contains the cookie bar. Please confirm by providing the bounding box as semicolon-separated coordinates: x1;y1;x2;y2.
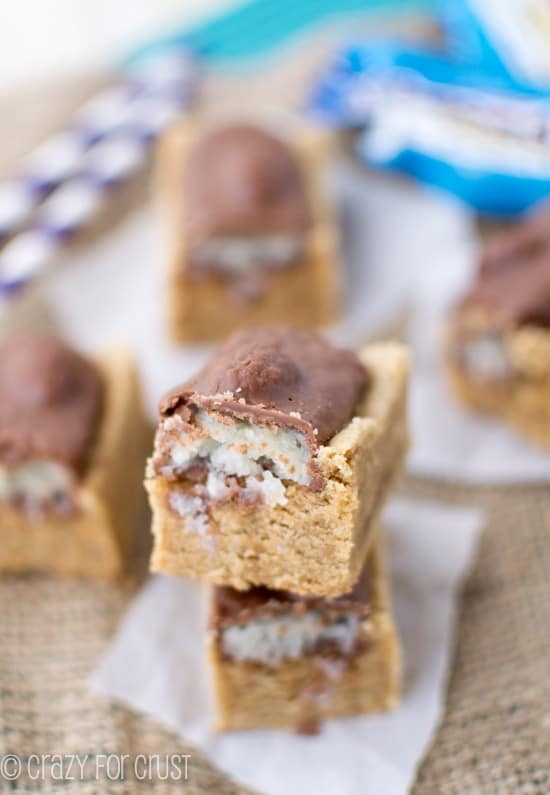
207;530;401;732
156;120;340;342
446;204;550;447
0;334;149;579
146;328;409;595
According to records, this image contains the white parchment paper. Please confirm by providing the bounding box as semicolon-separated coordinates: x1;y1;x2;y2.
91;499;483;795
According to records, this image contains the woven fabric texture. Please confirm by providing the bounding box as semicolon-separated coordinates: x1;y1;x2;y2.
1;480;548;794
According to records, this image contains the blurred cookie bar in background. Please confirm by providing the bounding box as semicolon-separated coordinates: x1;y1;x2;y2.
0;334;149;578
446;202;550;447
156;118;341;342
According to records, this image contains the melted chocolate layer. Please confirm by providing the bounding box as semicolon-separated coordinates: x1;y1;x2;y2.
0;334;103;473
212;560;371;629
460;203;550;327
159;327;368;447
183;124;310;241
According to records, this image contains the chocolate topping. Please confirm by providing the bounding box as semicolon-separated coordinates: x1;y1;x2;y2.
212;561;371;630
183;124;310;240
0;334;103;473
460;204;550;327
159;327;368;446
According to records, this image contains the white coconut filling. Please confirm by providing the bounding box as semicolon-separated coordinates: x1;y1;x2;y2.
461;333;513;381
221;612;360;666
159;409;312;508
206;468;287;507
168;490;217;552
169;491;210;537
471;0;550;85
359;88;550;176
0;460;73;512
192;234;301;275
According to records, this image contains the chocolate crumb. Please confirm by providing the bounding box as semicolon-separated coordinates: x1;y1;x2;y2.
296;718;322;736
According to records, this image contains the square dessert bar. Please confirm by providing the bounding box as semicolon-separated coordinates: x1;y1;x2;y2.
207;530;401;732
156;119;340;342
446;204;550;447
146;328;409;596
0;335;149;579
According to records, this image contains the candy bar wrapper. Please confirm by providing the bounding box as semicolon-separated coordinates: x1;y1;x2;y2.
309;43;550;216
439;0;550;92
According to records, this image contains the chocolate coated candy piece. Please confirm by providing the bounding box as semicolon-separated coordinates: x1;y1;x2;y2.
461;205;550;327
183;124;310;239
480;202;550;277
0;334;103;472
159;327;368;446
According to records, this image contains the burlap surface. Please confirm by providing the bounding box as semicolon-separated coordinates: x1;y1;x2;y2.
1;479;548;794
1;53;549;794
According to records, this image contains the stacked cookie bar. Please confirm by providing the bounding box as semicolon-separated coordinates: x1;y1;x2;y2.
146;327;409;731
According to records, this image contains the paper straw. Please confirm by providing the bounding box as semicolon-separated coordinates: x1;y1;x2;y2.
0;48;197;300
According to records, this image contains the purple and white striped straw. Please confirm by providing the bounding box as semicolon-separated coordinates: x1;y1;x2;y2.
0;48;198;302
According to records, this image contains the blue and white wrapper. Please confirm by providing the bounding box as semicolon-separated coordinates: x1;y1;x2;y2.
309;43;550;216
439;0;550;93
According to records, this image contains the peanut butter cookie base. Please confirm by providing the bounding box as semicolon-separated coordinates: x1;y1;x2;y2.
447;363;550;449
